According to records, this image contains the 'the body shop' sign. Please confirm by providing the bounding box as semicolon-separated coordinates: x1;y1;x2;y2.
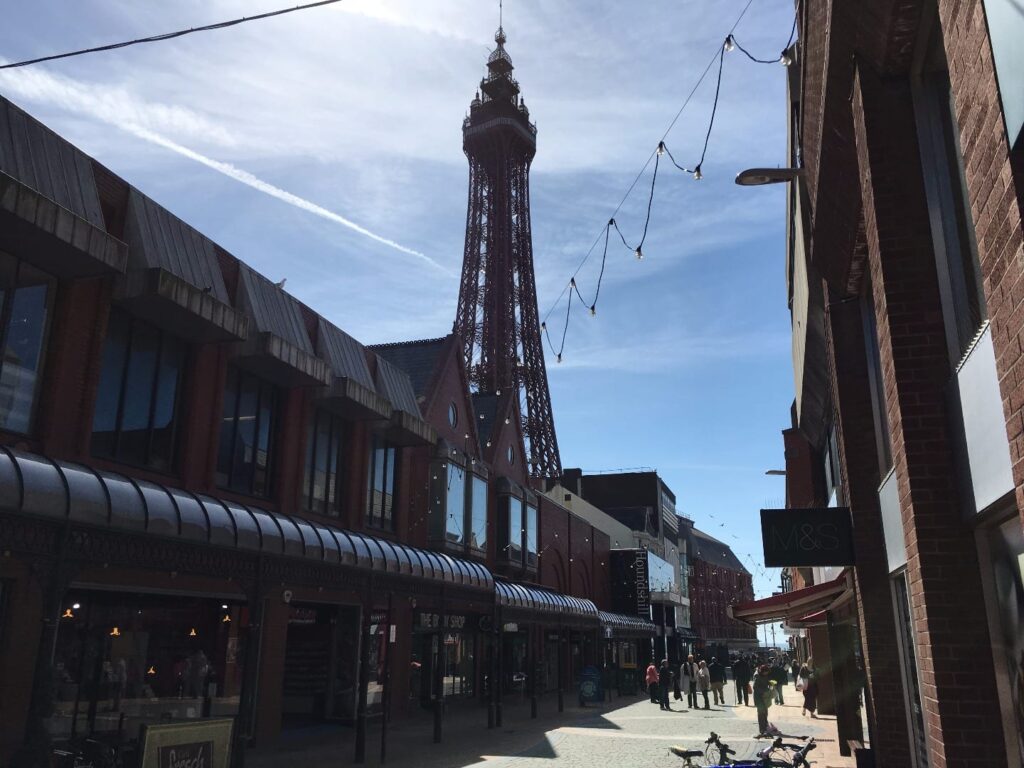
760;508;855;567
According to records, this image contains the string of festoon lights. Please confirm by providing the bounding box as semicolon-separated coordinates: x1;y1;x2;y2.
541;1;798;364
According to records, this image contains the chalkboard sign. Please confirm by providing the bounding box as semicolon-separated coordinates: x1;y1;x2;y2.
139;719;233;768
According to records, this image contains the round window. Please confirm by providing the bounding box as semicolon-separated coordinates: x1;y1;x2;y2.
448;402;458;428
507;445;515;465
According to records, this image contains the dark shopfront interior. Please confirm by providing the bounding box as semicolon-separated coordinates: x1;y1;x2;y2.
280;603;361;725
45;589;248;760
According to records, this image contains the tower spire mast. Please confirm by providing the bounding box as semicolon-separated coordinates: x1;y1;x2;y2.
453;13;562;479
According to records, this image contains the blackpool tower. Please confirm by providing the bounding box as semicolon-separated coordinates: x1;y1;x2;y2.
452;22;561;478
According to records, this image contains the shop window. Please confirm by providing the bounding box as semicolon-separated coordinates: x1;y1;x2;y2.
469;475;488;552
861;280;894;477
505;495;523;564
893;572;931;767
366;435;399;529
982;515;1024;762
0;252;55;435
46;591;247;754
525;503;538;568
912;12;987;364
92;308;186;472
301;409;345;516
216;367;277;497
445;463;466;545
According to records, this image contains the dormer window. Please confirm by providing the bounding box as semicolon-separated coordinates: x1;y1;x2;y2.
507;445;515;465
448;401;458;428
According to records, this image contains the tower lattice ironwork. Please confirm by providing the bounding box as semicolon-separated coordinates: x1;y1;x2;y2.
453;24;561;478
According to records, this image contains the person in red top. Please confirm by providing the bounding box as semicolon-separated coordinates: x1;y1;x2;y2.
645;661;660;704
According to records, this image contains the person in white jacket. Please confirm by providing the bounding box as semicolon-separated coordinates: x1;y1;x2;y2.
697;660;711;710
680;655;699;709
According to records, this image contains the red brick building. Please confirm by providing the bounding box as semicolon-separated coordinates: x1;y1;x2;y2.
737;1;1024;765
0;92;650;766
679;521;756;658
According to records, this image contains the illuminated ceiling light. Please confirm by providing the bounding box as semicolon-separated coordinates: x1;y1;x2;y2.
62;608;74;619
189;628;197;637
110;627;121;637
147;666;156;675
72;603;81;610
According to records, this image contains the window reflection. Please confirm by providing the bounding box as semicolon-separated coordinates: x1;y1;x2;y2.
91;308;185;471
445;464;466;545
303;409;344;516
366;435;399;529
470;476;488;552
0;253;55;434
216;368;276;496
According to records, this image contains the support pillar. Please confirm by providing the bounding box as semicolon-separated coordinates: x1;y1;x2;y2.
433;591;446;744
528;625;537;719
354;592;372;764
495;613;503;727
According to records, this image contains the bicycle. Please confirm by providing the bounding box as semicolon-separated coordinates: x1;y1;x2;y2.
669;732;816;767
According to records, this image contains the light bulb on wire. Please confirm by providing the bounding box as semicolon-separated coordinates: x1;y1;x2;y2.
780;51;792;66
635;247;643;260
693;165;703;181
724;35;735;52
589;305;597;317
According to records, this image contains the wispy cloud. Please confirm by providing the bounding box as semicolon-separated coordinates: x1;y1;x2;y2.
0;62;448;273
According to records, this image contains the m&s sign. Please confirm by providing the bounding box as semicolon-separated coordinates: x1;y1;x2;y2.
760;508;855;567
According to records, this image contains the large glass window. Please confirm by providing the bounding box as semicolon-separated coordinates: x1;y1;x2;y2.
216;368;276;496
46;590;247;749
913;15;987;363
525;503;538;569
445;463;466;545
302;409;345;516
469;475;488;552
0;253;55;434
92;309;185;471
861;281;894;477
366;435;399;529
507;496;523;564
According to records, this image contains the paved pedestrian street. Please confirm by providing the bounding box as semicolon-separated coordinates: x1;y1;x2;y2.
249;694;855;768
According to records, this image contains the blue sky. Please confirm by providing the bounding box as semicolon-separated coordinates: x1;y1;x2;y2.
1;0;795;600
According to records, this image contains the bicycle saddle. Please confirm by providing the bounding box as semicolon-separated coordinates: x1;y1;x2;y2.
669;746;704;759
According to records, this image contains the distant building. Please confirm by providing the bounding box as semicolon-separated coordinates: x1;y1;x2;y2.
679;518;757;658
555;469;688;665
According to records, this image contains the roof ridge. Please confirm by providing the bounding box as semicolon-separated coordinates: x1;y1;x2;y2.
368;336;448;350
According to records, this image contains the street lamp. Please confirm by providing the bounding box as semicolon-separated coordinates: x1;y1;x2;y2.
735;167;803;186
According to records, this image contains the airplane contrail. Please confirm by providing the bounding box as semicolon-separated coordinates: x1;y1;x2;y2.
0;63;448;274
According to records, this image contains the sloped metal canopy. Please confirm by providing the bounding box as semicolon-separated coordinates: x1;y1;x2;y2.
0;448;492;591
495;580;598;624
598;610;657;636
728;571;853;626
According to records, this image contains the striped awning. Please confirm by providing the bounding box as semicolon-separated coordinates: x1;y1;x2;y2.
599;611;657;636
495;580;598;624
0;449;492;591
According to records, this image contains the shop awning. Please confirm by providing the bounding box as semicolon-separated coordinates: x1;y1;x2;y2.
599;611;657;636
495;580;598;625
0;448;493;591
728;570;853;626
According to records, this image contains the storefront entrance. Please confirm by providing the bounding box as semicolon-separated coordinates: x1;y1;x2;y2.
412;612;477;710
280;603;360;725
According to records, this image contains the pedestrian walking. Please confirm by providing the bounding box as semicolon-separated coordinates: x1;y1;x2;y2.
681;655;698;709
708;657;726;705
771;658;787;705
697;660;711;710
732;655;751;706
658;658;673;711
645;661;659;704
753;664;774;736
799;663;818;718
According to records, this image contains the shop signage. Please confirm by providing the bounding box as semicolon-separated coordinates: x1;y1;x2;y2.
139;719;233;768
503;622;519;632
417;612;466;630
760;508;855;567
634;550;650;618
578;665;603;703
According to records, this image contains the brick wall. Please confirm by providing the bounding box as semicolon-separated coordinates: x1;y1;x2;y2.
853;64;1006;767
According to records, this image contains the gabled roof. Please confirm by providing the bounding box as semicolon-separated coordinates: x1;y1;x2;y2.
688;526;750;574
473;392;499;446
369;338;448;401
